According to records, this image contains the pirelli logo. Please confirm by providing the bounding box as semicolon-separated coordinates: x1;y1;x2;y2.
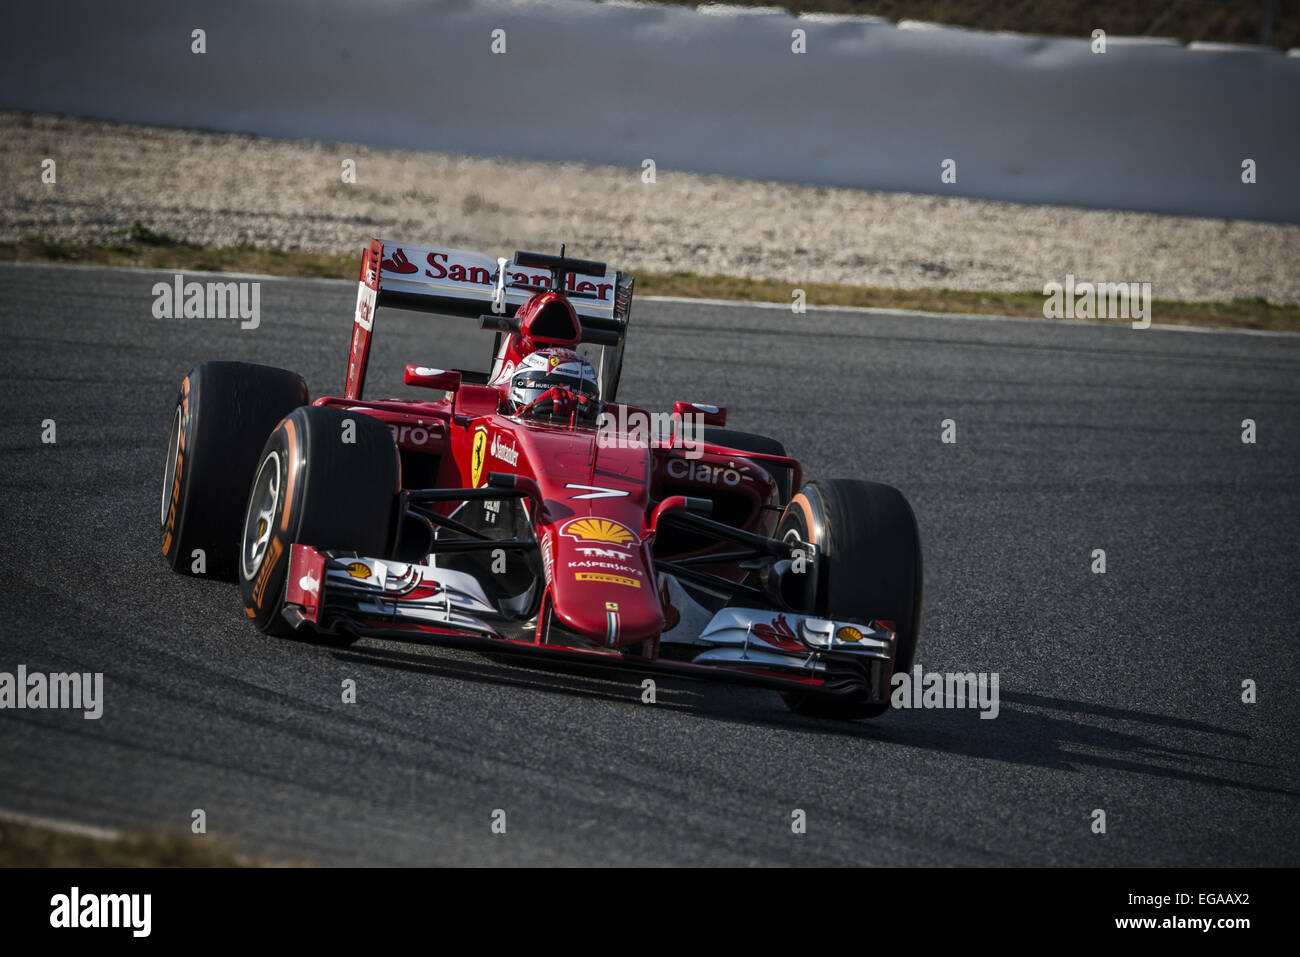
575;572;640;588
253;538;284;606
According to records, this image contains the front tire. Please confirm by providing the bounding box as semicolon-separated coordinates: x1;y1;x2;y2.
238;406;401;638
161;361;309;580
777;479;922;720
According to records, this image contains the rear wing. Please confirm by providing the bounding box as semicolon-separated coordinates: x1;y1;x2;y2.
346;239;634;400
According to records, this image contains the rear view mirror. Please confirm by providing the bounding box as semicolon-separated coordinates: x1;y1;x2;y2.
673;401;726;427
404;366;462;391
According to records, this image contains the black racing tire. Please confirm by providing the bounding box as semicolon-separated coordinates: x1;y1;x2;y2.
700;426;793;505
776;479;922;720
161;361;309;581
238;405;401;639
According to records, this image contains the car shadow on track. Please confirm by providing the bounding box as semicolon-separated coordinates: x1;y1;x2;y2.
334;643;1291;797
854;690;1291;798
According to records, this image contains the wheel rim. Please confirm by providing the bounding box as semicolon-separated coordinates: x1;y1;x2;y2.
241;451;282;581
160;406;181;528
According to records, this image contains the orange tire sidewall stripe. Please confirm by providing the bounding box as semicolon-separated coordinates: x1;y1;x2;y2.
161;375;191;556
280;417;298;532
790;491;817;544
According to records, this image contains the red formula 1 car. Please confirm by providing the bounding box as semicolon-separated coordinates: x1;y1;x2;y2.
160;240;921;718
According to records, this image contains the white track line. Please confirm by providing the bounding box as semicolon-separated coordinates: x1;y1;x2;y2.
640;294;1300;337
0;806;122;841
0;259;348;286
4;260;1295;337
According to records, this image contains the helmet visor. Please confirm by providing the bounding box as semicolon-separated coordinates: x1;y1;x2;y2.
510;369;598;408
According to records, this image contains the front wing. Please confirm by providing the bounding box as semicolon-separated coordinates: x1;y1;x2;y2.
283;545;896;701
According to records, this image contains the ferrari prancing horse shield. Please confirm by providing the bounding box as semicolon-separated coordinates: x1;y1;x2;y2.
471;428;487;487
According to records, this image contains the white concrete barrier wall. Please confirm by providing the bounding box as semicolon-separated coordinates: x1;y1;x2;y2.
3;0;1297;222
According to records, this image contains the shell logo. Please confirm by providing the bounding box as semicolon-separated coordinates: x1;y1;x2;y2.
560;517;637;546
345;562;371;579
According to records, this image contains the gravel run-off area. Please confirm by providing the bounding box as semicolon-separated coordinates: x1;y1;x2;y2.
3;111;1297;304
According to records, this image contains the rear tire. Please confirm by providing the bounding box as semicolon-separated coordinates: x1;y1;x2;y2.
777;479;922;720
238;406;401;638
701;427;793;505
161;361;309;581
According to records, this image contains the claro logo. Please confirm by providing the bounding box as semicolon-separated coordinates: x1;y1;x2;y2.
388;423;435;446
667;458;743;486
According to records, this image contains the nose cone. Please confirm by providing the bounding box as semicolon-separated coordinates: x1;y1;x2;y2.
548;522;664;647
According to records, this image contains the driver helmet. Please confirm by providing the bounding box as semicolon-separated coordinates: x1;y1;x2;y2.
508;348;599;414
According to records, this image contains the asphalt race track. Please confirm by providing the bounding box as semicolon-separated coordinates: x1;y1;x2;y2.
1;262;1296;866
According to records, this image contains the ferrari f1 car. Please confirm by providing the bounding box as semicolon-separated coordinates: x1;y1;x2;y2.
160;239;921;718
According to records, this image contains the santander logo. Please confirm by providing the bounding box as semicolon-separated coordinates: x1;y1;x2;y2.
490;433;519;466
381;248;419;274
407;249;614;300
